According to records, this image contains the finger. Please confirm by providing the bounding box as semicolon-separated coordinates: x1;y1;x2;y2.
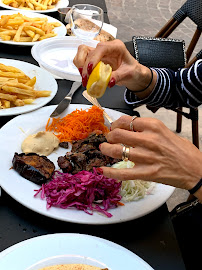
111;116;162;133
100;142;156;164
100;142;123;160
73;45;93;71
82;42;110;77
100;166;162;183
106;128;139;147
111;115;139;131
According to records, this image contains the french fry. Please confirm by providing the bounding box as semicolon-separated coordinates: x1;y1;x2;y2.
0;63;51;110
0;13;60;43
25;76;36;87
34;90;51;97
2;85;35;97
0;92;17;102
3;0;59;10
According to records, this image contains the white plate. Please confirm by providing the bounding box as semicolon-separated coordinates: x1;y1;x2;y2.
0;0;69;13
31;36;99;81
0;10;67;46
0;104;175;224
0;233;154;270
0;59;58;116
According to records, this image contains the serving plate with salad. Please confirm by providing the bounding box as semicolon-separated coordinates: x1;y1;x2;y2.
0;104;175;224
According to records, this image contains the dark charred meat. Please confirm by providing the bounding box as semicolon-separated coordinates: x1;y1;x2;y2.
12;153;55;185
58;133;120;174
59;141;69;149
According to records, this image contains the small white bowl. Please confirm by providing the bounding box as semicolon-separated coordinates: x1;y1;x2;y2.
26;254;109;270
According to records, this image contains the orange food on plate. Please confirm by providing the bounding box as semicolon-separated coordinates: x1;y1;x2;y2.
46;105;109;142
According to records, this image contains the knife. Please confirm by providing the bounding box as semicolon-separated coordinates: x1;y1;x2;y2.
50;81;82;118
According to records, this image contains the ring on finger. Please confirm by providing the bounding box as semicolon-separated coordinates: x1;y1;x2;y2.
122;145;130;162
130;116;138;131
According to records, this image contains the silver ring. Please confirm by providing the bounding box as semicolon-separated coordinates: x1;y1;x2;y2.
130;116;138;131
122;145;130;161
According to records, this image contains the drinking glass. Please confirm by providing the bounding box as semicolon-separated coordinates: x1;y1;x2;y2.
68;4;104;41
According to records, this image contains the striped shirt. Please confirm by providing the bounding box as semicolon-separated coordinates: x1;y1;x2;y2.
124;59;202;109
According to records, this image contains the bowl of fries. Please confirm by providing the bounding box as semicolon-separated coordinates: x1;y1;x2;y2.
0;10;66;45
0;58;58;116
0;0;69;13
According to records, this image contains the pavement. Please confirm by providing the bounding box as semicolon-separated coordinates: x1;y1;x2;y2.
105;0;202;211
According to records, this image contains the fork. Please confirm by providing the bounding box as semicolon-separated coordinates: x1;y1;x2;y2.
82;90;113;125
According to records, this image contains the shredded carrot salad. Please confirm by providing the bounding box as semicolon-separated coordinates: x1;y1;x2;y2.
46;106;109;142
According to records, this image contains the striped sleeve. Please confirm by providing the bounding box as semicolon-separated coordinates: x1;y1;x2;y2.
124;59;202;109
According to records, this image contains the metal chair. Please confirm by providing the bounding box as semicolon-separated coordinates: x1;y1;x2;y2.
148;0;202;148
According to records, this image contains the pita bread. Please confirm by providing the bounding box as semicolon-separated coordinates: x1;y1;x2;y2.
66;18;115;42
40;264;107;270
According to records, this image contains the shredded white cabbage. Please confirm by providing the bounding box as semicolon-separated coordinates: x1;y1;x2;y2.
112;161;155;202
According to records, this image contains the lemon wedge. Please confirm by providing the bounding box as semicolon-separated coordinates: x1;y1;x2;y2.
86;61;112;98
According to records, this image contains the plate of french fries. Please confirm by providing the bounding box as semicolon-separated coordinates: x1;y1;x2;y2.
0;10;67;45
0;58;58;116
0;0;69;13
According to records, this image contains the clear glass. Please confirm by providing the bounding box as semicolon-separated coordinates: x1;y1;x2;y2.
69;4;104;41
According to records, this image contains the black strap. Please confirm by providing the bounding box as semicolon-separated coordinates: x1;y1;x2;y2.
188;178;202;194
134;67;153;93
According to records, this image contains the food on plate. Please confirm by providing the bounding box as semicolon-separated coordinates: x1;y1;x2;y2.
12;152;55;184
46;106;109;142
34;169;122;217
112;161;156;202
0;63;51;109
86;61;112;98
58;133;120;174
39;264;107;270
21;131;60;156
0;13;61;42
2;0;59;11
66;18;115;42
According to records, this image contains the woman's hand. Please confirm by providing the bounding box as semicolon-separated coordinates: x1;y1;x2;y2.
99;116;202;196
73;39;156;92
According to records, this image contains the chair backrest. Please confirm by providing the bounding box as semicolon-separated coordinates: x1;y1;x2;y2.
173;0;202;30
156;0;201;62
132;36;186;70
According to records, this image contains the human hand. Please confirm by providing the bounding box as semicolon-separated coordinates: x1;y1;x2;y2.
73;39;155;92
99;116;202;194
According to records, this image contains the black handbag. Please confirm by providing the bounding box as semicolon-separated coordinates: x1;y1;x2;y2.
170;199;202;270
132;36;186;70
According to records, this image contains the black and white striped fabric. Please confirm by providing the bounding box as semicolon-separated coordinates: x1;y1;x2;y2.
124;59;202;109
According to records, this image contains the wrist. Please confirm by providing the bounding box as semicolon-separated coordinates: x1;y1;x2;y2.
129;64;157;99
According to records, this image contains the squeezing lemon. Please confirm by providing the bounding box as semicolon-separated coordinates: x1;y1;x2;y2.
86;61;112;98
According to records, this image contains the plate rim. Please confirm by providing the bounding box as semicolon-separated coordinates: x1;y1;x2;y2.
0;104;175;224
0;0;69;13
0;10;67;46
0;233;154;270
0;59;58;116
31;36;99;81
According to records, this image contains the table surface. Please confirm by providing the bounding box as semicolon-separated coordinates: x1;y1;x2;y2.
0;3;186;270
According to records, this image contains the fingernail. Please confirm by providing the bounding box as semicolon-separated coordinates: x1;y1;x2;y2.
78;67;83;76
108;77;116;88
82;74;87;87
87;62;93;75
96;168;103;174
109;126;111;131
99;144;102;150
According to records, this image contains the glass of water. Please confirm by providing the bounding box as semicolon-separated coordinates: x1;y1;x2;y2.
69;4;104;41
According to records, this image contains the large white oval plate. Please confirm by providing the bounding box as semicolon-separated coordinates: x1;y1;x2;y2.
31;37;99;81
0;10;67;46
0;233;154;270
0;104;175;224
0;59;58;116
0;0;69;13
